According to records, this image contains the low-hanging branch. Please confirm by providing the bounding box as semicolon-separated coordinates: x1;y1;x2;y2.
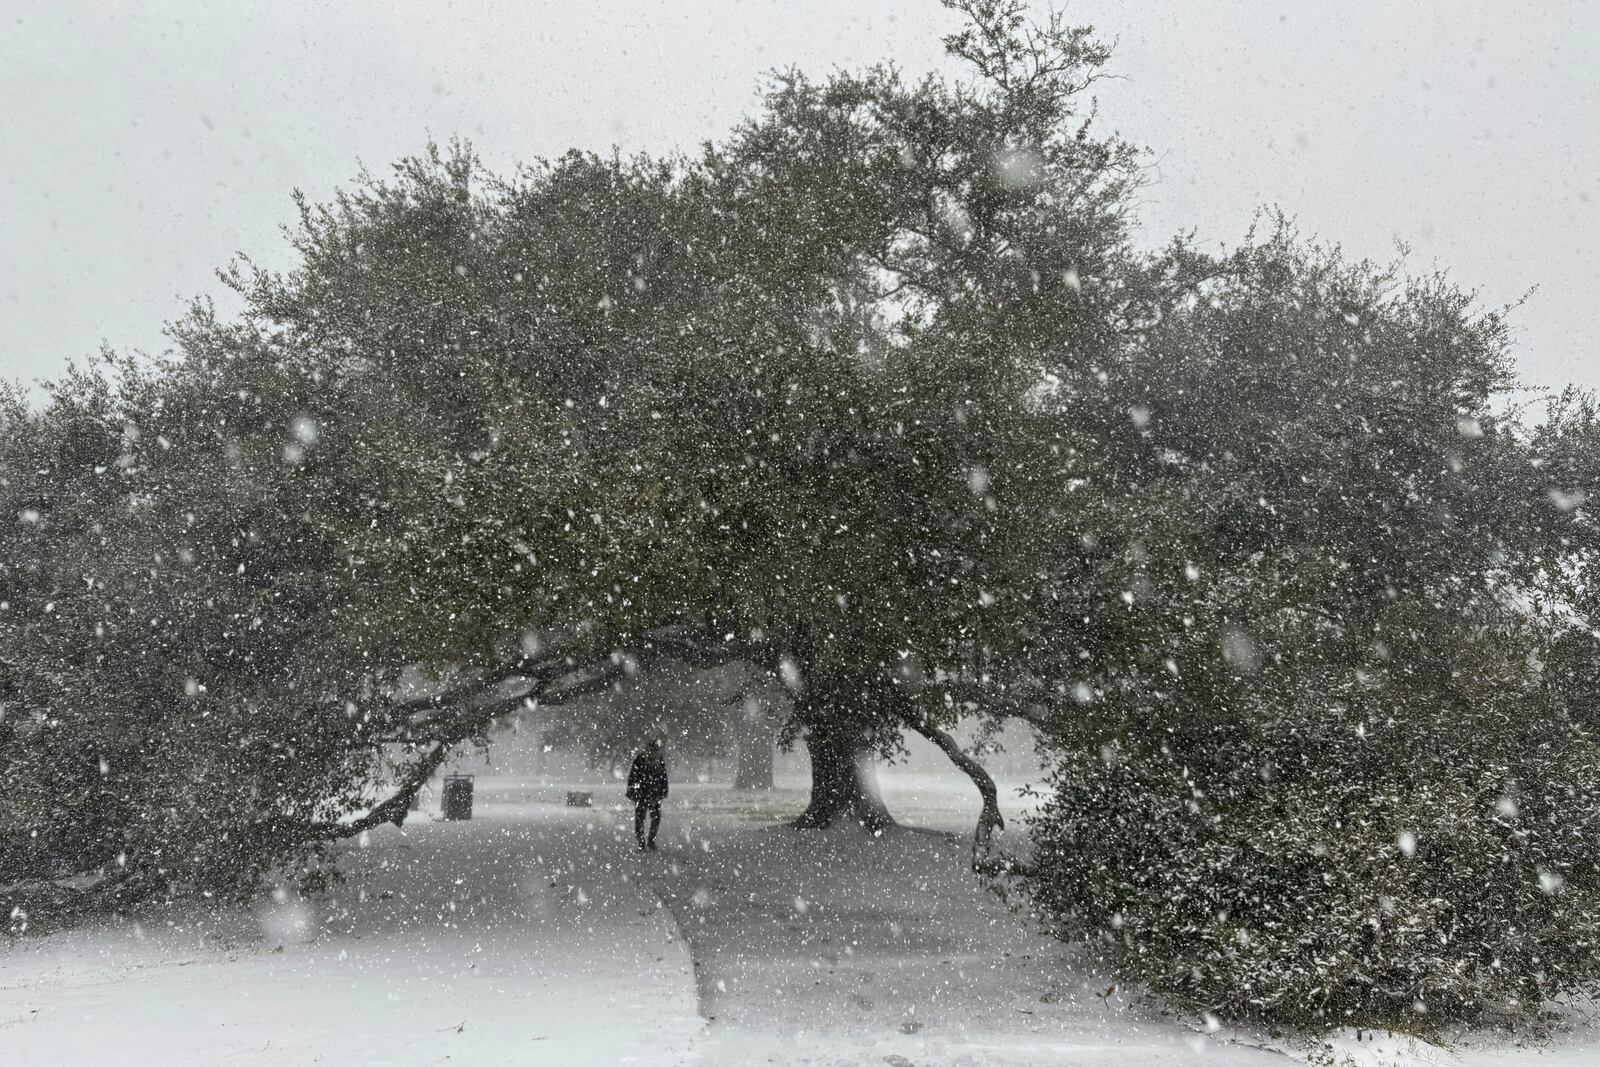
316;739;456;841
908;716;1007;872
317;633;698;841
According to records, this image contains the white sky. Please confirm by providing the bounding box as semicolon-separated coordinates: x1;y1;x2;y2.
3;0;1597;396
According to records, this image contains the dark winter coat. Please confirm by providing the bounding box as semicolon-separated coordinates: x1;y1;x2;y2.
626;751;669;803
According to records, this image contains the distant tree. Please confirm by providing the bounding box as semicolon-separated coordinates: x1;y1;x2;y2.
538;659;751;773
730;686;784;791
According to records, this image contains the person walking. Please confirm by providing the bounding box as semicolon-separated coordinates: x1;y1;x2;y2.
626;738;669;850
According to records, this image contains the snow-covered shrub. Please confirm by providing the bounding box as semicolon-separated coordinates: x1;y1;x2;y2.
1024;619;1600;1028
1010;216;1600;1030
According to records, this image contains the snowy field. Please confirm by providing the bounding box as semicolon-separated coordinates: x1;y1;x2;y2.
3;769;1597;1066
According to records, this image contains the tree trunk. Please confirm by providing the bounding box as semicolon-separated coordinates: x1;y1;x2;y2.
732;696;776;791
733;732;775;790
793;730;894;831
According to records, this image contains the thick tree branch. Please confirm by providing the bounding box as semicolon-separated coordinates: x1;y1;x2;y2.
910;718;1007;871
313;741;454;841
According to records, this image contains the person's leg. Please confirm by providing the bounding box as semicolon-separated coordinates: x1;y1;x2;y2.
647;802;661;848
634;801;647;847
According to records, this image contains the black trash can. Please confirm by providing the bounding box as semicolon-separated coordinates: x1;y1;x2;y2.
442;774;475;821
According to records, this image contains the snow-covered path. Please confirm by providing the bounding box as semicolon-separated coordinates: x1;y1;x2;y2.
644;813;1284;1066
1;803;702;1065
14;781;1591;1066
3;786;1285;1066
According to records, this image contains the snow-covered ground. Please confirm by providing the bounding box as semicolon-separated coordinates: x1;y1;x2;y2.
650;815;1279;1065
4;769;1598;1065
0;802;702;1065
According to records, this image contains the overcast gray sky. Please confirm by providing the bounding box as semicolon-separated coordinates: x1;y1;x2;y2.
3;1;1597;397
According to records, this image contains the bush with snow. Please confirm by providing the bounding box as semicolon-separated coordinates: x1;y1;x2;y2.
1024;615;1600;1028
1013;211;1600;1031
